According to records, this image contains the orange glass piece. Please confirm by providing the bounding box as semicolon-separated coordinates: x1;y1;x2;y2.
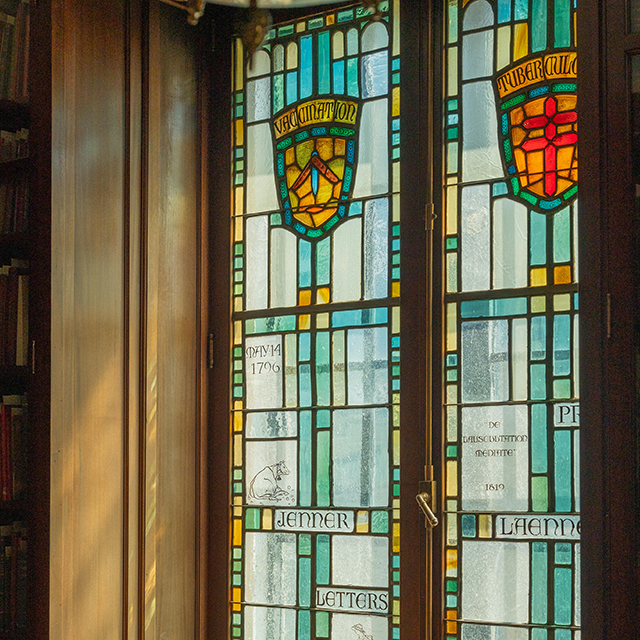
554;265;572;284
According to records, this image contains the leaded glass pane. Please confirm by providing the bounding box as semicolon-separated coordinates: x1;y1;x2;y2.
230;4;400;639
442;1;579;638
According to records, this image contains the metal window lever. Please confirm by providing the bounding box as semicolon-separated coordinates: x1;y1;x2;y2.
416;492;438;528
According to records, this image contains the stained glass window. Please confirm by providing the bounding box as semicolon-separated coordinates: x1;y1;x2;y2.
442;1;580;639
229;2;401;639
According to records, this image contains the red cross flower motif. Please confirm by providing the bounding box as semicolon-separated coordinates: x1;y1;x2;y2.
521;96;578;197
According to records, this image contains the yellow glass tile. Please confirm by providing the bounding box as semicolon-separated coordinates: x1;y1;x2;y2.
234;320;242;345
447;303;457;351
392;86;400;117
235;216;243;242
296;20;306;32
446;461;458;497
392;306;400;333
447;48;458;97
299;289;312;306
496;25;511;70
392;281;400;297
317;287;330;304
234;296;243;312
234;434;243;466
393;600;400;616
235;118;244;147
393;163;400;195
299;314;311;330
235;186;244;217
234;412;243;432
232;587;242;604
316;312;329;329
554;293;571;311
234;400;243;411
392;392;400;405
446;548;458;573
446;610;457;620
554;265;572;284
393;404;400;426
513;22;529;60
393;0;400;56
446;513;457;546
393;192;400;222
446;620;458;634
233;519;242;546
393;498;400;520
356;510;369;533
530;267;547;287
393;429;400;466
232;602;241;612
262;508;273;530
326;13;335;25
393;522;400;552
447;384;457;405
446;186;458;235
235;40;243;91
478;514;492;538
531;295;546;313
234;505;242;517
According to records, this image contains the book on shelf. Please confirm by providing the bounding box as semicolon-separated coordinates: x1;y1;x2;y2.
0;0;28;103
0;522;25;634
0;394;26;503
0;260;27;368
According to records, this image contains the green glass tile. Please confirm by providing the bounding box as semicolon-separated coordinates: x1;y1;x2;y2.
316;611;329;637
246;315;296;334
448;1;458;43
532;476;549;512
233;284;243;295
234;346;242;357
233;469;242;480
278;24;294;36
234;257;244;269
446;236;458;250
446;369;458;381
448;99;458;111
446;580;458;593
371;511;389;533
554;567;572;625
232;627;241;637
235;92;244;103
554;431;572;512
393;570;400;582
232;613;241;625
316;535;330;584
270;213;282;225
447;127;458;140
446;445;457;458
392;147;400;160
446;595;458;608
553;207;571;263
530;364;547;400
309;16;324;29
300;412;312;507
232;573;241;586
233;373;243;384
554;0;571;47
555;542;572;565
553;378;571;399
317;409;330;429
530;211;547;266
234;244;243;256
317;431;331;506
531;404;548;474
393;484;400;497
245;508;260;530
233;548;242;559
233;561;241;573
460;297;527;318
299;558;311;607
531;542;548;624
233;271;243;283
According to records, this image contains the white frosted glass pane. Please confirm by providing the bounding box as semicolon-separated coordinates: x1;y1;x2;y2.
462;0;494;30
332;218;362;302
244;606;296;640
462;31;494;80
270;228;297;308
245;215;269;310
461;624;528;640
347;28;359;55
362;22;389;52
333;408;389;507
493;199;528;289
362;51;389;98
247;124;279;214
353;99;389;198
285;333;298;407
286;42;298;69
462;541;529;624
246;77;271;123
333;331;346;406
462;82;503;182
247;50;270;77
461;320;509;403
461;184;490;291
347;327;388;405
497;26;511;70
333;31;344;58
332;535;389;587
273;45;284;72
246;335;284;409
246;411;298;439
244;532;297;604
364;198;389;299
332;614;388;640
246;440;297;506
511;318;528;401
461;404;529;511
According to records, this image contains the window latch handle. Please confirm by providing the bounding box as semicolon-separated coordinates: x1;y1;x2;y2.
416;492;438;528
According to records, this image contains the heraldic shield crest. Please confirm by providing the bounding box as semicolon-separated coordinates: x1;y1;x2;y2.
495;49;578;214
271;96;361;239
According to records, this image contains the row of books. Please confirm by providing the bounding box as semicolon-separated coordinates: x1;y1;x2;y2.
0;0;28;102
0;396;25;503
0;175;26;233
0;128;27;163
0;522;26;634
0;262;27;368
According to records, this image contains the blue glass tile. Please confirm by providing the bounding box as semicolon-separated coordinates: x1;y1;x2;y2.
318;31;331;94
531;404;548;473
392;118;400;131
497;0;511;22
554;430;572;512
349;200;363;216
515;0;529;19
300;36;313;99
333;60;345;94
531;542;548;624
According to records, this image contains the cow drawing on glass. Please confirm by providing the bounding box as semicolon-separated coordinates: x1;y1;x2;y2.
248;460;291;502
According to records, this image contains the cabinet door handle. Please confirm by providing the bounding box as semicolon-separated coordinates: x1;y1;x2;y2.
416;492;438;528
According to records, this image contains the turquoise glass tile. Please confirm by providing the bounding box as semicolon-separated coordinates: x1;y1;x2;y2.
316;236;330;285
371;511;389;533
319;31;331;94
555;542;572;565
461;514;476;537
554;567;572;625
553;315;571;376
515;0;528;19
299;533;312;555
316;332;331;406
392;555;400;569
553;378;571;399
553;207;571;263
492;182;509;196
532;476;549;512
446;445;458;457
532;0;548;51
300;36;313;99
446;595;458;608
447;354;458;366
531;404;548;473
531;542;548;624
392;118;400;131
337;9;354;22
460;297;527;318
531;316;546;360
245;508;260;529
332;307;388;327
446;580;457;592
300;411;312;506
286;71;298;105
554;431;572;512
446;237;458;250
299;332;311;361
448;1;458;42
347;57;359;97
497;0;511;22
392;58;400;71
317;409;330;429
316;534;330;583
349;201;363;216
333;60;345;94
246;315;296;334
530;364;547;400
299;240;312;288
555;630;572;640
316;611;329;637
448;99;458;111
530;211;547;265
554;0;571;47
299;558;311;607
574;293;579;309
232;573;241;586
317;431;330;506
299;363;312;407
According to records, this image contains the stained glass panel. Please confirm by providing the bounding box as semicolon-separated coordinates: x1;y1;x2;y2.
442;0;580;638
230;3;400;639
